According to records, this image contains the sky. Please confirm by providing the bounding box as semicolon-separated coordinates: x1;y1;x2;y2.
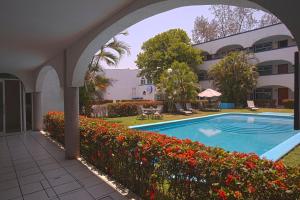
113;5;213;69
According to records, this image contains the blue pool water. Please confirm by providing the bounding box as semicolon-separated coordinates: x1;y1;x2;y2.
134;114;298;155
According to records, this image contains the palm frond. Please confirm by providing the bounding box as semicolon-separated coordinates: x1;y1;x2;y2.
99;50;119;66
106;39;131;57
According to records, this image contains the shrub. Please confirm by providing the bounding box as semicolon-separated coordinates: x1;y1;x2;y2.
44;112;300;200
105;101;162;117
282;99;294;109
254;99;276;108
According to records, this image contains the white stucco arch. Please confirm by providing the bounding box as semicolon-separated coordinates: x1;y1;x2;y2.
35;65;62;92
71;0;267;87
257;75;294;91
257;60;293;66
0;71;34;92
215;44;244;55
35;65;64;116
251;34;294;47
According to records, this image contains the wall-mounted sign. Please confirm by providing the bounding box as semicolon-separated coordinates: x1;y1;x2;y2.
146;85;153;94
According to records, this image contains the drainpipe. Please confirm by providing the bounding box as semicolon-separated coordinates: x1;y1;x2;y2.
294;52;299;130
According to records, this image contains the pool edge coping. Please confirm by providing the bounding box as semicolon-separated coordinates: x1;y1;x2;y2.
129;112;299;162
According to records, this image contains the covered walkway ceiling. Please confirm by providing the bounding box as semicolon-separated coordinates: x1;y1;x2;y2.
0;0;134;71
0;0;299;88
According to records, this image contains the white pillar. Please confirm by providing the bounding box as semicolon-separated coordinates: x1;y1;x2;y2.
64;86;80;159
32;92;42;131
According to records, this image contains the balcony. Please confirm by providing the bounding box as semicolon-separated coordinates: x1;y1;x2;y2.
257;73;294;90
202;45;297;62
199;45;297;71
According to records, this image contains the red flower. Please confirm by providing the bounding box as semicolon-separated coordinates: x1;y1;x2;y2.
245;161;256;169
142;157;148;164
247;184;256;193
225;174;235;186
199;151;211;160
269;180;288;190
217;189;227;200
116;135;125;142
273;161;286;172
234;191;242;199
150;186;156;200
188;158;197;167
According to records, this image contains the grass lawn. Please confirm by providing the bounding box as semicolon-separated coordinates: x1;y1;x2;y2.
104;108;293;127
104;108;299;168
282;145;300;168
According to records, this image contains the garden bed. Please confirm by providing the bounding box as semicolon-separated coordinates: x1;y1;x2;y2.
44;112;300;200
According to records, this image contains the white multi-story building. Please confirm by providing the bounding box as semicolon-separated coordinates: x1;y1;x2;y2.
102;68;156;101
194;23;296;106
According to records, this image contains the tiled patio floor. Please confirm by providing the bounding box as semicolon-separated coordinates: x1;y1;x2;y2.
0;132;128;200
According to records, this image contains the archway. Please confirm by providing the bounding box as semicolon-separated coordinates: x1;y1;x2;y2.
215;44;244;58
71;1;300;87
36;65;64;117
71;0;269;87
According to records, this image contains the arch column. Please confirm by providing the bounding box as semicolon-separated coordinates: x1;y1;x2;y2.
64;48;80;159
64;86;80;159
32;92;43;131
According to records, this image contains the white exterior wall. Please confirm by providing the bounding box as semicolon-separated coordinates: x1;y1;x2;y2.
194;24;294;54
102;69;156;100
197;23;295;106
41;69;64;116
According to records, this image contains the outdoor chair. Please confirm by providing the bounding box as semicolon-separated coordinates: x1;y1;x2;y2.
175;103;192;115
247;100;259;111
152;105;163;119
201;100;221;112
136;105;148;120
186;103;197;113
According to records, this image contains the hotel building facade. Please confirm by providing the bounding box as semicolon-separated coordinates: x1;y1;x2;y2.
194;23;295;107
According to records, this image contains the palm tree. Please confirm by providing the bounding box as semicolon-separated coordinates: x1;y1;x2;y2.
80;32;130;115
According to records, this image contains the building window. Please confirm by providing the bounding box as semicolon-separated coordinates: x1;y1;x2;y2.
277;64;289;74
140;77;146;85
198;70;209;81
255;88;272;100
257;65;273;76
131;88;137;98
254;42;272;52
204;54;212;61
147;79;153;84
278;40;288;48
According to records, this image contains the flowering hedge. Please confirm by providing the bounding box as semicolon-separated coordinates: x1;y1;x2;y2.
106;101;162;117
44;112;300;200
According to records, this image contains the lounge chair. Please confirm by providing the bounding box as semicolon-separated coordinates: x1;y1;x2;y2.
186;103;196;113
152;105;163;119
175;103;192;115
136;105;148;120
247;100;259;111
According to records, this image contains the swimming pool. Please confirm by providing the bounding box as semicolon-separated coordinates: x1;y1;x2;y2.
131;113;300;160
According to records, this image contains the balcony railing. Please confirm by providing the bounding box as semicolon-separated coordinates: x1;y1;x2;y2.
202;44;297;61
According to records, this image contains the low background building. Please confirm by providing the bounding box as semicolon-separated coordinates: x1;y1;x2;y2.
102;68;156;101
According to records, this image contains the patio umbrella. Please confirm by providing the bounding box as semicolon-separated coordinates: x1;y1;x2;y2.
198;88;221;98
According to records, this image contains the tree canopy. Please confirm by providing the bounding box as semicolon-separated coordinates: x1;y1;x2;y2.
158;61;199;103
192;5;281;43
136;29;203;84
208;51;258;105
